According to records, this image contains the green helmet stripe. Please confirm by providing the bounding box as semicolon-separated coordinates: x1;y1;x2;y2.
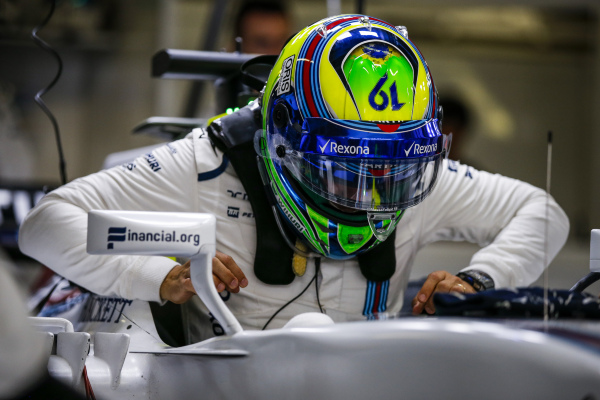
264;157;324;252
306;205;331;249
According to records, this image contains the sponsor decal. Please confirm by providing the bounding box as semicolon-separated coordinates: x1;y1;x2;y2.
208;288;231;336
448;159;458;172
166;143;177;154
366;206;397;212
447;160;473;179
209;311;225;336
144;153;161;172
276;55;295;96
122;162;136;171
226;205;254;218
80;296;133;324
106;226;200;249
224;191;253;217
465;167;473;179
403;141;437;157
107;227;126;249
227;190;248;200
362;162;394;169
318;139;370;155
274;190;305;233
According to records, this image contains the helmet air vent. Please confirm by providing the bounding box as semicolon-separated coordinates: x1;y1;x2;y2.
316;24;328;38
395;25;408;38
359;16;372;31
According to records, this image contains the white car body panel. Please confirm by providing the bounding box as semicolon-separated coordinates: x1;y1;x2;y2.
28;212;600;399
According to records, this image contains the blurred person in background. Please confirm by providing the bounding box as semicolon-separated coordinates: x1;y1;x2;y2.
233;0;292;54
438;95;488;171
440;96;471;164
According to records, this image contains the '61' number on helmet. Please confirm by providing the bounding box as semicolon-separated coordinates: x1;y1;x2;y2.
369;73;404;112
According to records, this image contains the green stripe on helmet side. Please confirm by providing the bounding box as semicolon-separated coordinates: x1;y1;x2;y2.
263;157;324;252
306;205;331;250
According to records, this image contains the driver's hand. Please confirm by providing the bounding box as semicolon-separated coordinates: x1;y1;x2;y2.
212;251;248;294
411;270;475;315
160;251;248;304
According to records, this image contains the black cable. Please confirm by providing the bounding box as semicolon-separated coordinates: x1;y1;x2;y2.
31;0;67;185
262;259;324;330
570;272;600;293
30;1;89;297
315;257;324;313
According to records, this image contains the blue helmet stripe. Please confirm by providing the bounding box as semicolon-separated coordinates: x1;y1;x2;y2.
296;31;315;117
310;20;358;118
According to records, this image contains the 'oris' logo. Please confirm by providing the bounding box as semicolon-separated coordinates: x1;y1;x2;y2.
277;55;295;96
319;139;370;155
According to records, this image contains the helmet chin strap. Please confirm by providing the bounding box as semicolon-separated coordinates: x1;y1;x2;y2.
367;212;398;242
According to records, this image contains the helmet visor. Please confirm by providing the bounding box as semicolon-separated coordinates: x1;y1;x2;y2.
258;117;449;212
284;152;442;211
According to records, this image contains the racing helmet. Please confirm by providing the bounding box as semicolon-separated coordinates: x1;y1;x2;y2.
256;15;450;260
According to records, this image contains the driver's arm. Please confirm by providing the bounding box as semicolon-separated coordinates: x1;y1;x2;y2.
411;160;569;314
19;136;205;302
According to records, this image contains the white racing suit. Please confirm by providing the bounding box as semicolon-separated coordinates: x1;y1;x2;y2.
19;128;570;342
